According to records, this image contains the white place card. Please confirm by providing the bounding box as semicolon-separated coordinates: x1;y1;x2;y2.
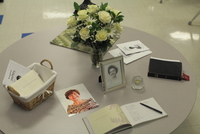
117;40;149;55
109;48;152;64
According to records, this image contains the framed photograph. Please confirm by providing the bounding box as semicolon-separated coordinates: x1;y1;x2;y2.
100;56;126;94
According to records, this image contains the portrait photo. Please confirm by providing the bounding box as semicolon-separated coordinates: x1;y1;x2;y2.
105;62;122;89
56;83;99;117
100;56;126;93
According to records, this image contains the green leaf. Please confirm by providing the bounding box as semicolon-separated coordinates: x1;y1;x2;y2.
73;36;80;41
71;42;79;47
74;2;80;11
103;3;108;9
110;11;116;18
92;22;97;27
100;3;104;10
100;3;108;10
114;14;124;23
118;15;124;18
117;12;122;16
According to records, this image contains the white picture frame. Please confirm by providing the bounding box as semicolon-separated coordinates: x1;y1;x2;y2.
100;56;126;94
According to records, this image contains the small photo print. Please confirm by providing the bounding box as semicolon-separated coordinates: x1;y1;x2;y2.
104;61;122;89
56;83;99;117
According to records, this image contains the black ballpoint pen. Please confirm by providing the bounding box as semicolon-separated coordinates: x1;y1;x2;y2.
140;103;163;114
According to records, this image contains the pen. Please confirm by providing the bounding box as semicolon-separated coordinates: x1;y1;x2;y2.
140;103;163;114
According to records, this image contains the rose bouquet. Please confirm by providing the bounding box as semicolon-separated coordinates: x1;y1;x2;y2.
67;2;124;53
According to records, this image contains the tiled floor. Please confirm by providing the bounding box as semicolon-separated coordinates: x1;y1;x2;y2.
0;0;200;133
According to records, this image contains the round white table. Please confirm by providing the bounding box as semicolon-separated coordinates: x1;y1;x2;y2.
0;26;197;134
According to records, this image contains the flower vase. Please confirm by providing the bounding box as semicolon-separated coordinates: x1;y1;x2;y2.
90;48;103;68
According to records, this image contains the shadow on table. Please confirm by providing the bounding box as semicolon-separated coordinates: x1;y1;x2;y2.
131;87;146;94
6;94;57;128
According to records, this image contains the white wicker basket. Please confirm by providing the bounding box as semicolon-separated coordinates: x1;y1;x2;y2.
5;59;57;111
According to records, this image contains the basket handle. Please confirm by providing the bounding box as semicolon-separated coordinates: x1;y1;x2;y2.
40;59;53;70
7;86;20;96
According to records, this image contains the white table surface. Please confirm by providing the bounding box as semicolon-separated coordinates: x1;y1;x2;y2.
0;26;197;134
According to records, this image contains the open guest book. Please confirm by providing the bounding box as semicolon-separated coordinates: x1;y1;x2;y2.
83;97;167;134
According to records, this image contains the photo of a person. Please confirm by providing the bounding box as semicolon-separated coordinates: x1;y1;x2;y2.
105;62;122;89
65;89;98;115
16;75;21;80
55;84;99;117
108;65;118;80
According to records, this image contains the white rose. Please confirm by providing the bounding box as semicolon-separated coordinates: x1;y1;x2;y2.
115;23;123;33
96;30;108;41
87;5;99;14
98;11;111;24
78;10;88;21
106;6;113;11
79;28;90;41
66;16;77;27
112;9;121;16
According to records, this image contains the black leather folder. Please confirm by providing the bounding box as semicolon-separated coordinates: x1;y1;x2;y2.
148;57;182;81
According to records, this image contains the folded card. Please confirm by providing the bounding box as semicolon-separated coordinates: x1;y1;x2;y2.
8;70;44;96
